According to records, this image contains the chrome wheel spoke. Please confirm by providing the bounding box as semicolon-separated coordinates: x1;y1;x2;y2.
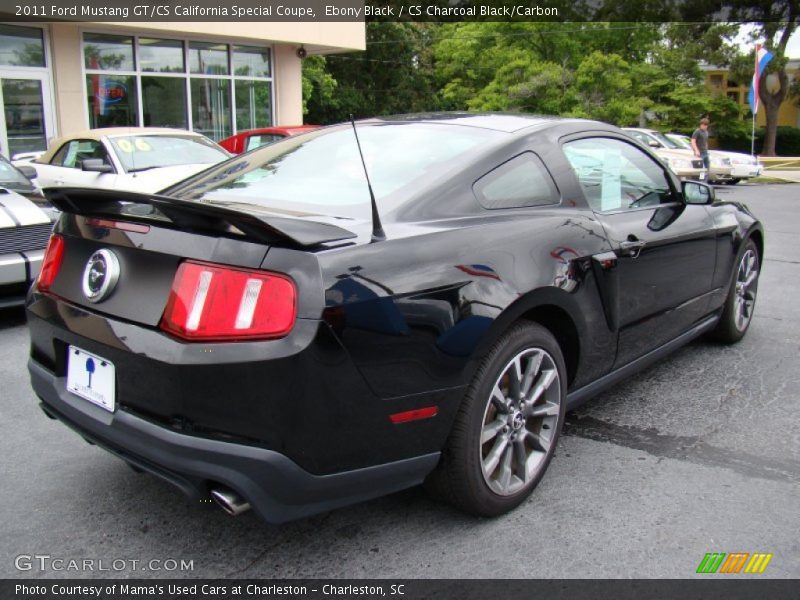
490;384;511;414
497;445;514;490
483;434;509;476
520;351;542;397
525;449;547;479
527;400;560;418
743;269;758;289
527;368;557;405
481;418;506;444
513;439;528;481
508;357;522;401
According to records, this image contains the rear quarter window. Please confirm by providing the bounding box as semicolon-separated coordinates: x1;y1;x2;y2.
473;152;559;209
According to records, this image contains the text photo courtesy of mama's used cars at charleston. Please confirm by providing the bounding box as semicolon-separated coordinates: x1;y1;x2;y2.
25;113;763;523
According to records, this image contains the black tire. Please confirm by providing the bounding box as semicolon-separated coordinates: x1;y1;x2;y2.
729;178;741;185
426;322;567;517
710;238;760;343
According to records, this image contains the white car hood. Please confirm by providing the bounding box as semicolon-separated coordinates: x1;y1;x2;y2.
0;188;52;228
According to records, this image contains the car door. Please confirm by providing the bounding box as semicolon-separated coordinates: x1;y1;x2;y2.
562;135;717;367
34;139;117;189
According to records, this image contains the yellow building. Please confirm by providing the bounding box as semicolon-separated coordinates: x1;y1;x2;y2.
0;22;365;157
702;61;800;128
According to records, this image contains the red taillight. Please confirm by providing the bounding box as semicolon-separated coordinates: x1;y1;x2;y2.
37;234;64;292
160;260;297;341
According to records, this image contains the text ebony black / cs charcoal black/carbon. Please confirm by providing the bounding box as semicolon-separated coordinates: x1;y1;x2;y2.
25;114;763;523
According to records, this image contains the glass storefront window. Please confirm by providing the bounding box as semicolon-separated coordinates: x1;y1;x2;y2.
191;78;231;140
81;33;270;135
232;45;271;77
189;42;228;75
0;25;45;67
84;33;134;71
235;80;271;131
142;76;187;128
2;79;46;154
85;75;137;128
139;38;184;73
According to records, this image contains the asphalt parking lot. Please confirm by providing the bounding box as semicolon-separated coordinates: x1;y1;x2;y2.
1;182;798;579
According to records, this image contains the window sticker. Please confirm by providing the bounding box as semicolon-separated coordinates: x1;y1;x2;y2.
64;142;78;167
601;150;623;211
116;139;133;153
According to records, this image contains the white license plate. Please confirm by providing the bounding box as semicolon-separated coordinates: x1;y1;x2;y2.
66;346;116;412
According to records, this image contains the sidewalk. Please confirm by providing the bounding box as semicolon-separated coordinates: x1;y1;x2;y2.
758;170;800;183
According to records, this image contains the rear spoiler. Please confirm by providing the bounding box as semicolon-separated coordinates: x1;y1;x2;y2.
45;187;357;248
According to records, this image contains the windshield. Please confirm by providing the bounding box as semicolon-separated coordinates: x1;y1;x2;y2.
648;131;681;150
0;157;32;189
109;134;228;172
167;123;504;219
668;135;691;150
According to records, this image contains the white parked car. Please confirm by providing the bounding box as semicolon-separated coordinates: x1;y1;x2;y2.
29;128;231;194
10;150;45;167
622;127;709;181
666;133;763;184
0;154;57;308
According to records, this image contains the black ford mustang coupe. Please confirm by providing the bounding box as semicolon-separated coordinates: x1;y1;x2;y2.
26;114;762;523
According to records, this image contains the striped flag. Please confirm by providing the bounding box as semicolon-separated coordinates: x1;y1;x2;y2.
748;44;774;114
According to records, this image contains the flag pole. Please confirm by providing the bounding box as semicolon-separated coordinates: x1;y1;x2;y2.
752;44;758;157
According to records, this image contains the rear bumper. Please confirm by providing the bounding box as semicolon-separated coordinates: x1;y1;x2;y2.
30;358;440;523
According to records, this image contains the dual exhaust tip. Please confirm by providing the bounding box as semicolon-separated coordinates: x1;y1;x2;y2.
210;487;251;516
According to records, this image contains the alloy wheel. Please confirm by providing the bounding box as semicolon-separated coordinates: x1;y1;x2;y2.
479;348;561;496
734;248;758;332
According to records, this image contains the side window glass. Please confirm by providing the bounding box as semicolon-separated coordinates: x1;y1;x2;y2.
563;137;673;213
50;141;77;167
246;134;282;151
51;140;107;169
474;152;559;209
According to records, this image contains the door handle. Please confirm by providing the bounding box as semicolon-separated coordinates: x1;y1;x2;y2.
619;239;646;258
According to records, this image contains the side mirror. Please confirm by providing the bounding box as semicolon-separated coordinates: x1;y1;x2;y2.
17;165;37;180
81;158;113;173
648;140;662;148
683;180;715;205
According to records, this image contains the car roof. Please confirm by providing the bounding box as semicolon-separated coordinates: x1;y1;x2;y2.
374;112;596;134
37;128;207;163
623;127;658;134
237;126;319;137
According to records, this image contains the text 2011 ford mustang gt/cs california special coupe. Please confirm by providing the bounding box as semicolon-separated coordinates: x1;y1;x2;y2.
26;114;762;523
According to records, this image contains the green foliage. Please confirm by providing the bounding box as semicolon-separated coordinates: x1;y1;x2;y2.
300;20;798;148
718;126;800;155
302;22;439;124
302;55;338;118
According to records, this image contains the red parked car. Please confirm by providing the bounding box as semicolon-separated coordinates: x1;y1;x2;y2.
218;125;320;154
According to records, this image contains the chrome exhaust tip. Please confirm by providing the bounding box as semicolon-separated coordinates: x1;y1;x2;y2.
210;487;251;516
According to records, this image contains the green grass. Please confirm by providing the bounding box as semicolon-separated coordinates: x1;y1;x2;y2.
748;176;797;184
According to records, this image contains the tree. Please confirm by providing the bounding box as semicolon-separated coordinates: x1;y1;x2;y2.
302;55;338;119
302;22;439;124
726;2;800;155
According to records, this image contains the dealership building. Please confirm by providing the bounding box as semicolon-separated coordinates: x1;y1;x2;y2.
0;21;365;157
